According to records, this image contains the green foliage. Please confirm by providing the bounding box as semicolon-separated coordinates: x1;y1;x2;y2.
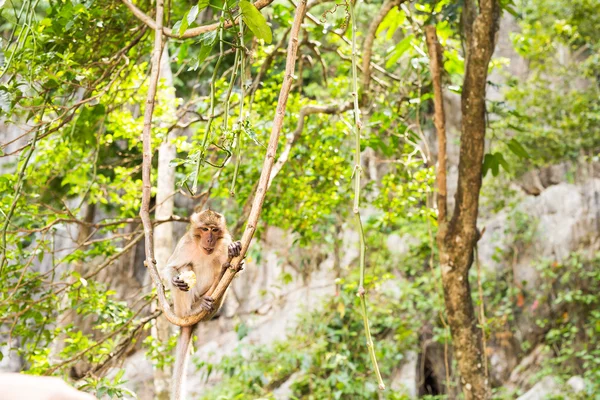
535;252;600;395
197;271;428;398
78;369;138;399
1;0;598;397
488;0;600;176
190;222;447;399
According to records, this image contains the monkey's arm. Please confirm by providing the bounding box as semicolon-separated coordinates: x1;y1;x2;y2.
200;239;243;314
162;237;194;292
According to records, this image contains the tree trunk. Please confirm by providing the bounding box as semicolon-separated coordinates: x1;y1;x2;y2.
151;47;178;400
427;2;501;399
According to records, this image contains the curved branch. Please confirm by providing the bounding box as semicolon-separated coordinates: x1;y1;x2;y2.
361;0;405;103
141;0;308;327
121;0;275;39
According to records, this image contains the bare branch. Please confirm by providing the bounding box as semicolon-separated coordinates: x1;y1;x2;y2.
361;0;404;103
425;25;447;224
268;102;352;188
120;0;274;39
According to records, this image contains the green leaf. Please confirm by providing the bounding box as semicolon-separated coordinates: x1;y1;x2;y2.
386;34;413;69
189;40;216;71
242;124;265;147
376;7;405;41
490;156;500;176
483;152;510;177
197;0;210;11
507;138;530;159
199;30;217;46
169;158;187;167
500;0;519;17
482;153;495;177
443;49;465;76
173;18;189;37
239;0;272;44
114;369;125;383
187;5;199;25
496;152;510;172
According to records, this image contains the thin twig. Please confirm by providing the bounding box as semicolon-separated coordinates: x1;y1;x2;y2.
349;0;385;390
193;17;226;194
0;112;42;274
120;0;274;39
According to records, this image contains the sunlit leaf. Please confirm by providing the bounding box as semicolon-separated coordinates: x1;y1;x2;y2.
385;34;413;69
239;0;272;44
187;5;199;25
507;138;530;159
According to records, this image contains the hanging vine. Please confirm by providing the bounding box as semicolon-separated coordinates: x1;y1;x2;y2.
348;0;385;391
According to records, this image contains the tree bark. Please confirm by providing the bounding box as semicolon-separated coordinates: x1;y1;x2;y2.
427;2;501;399
425;25;447;223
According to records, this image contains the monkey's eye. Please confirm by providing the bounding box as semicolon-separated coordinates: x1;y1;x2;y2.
212;228;219;232
201;227;209;232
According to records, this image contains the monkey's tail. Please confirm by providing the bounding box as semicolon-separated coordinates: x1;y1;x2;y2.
171;326;193;400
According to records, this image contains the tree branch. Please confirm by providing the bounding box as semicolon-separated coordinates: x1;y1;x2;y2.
437;2;501;399
425;25;447;224
232;101;352;235
361;0;404;103
120;0;274;39
450;1;500;243
140;0;307;327
268;102;352;188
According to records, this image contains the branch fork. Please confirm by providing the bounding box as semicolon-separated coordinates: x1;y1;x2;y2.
139;0;308;327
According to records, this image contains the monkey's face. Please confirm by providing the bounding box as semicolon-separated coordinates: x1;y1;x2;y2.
194;224;223;254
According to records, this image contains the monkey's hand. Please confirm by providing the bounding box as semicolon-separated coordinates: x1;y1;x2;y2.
172;276;190;292
228;241;242;258
199;295;214;311
221;259;244;273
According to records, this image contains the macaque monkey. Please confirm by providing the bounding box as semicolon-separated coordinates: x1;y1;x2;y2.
162;209;242;400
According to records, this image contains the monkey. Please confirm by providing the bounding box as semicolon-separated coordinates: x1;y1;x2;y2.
161;209;242;400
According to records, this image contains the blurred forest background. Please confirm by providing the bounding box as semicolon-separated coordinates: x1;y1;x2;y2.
0;0;599;398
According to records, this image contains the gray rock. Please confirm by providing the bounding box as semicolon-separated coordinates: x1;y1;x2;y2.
516;376;560;400
390;351;418;398
567;376;585;393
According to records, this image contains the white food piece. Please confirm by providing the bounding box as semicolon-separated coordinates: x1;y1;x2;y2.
179;270;196;287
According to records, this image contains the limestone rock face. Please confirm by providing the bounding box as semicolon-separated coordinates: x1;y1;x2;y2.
516;376;560;400
515;375;586;400
390;351;418;398
478;179;600;280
